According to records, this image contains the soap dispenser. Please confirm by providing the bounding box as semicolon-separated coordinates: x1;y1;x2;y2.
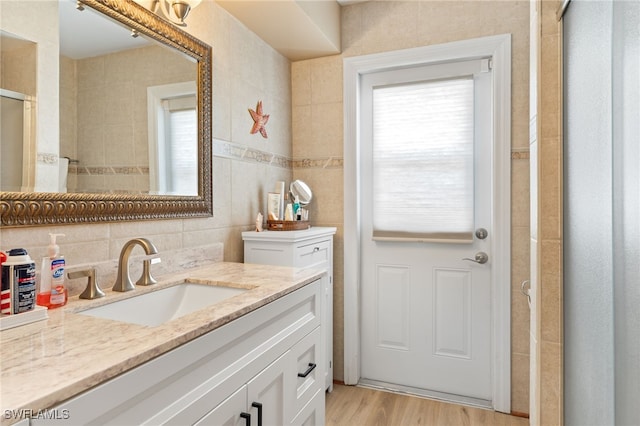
37;233;68;309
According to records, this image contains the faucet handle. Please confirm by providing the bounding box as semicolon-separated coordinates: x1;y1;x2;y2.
136;256;161;286
68;268;105;300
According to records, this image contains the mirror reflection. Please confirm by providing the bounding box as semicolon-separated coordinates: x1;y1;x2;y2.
59;1;199;196
0;0;212;227
2;0;199;196
0;32;37;193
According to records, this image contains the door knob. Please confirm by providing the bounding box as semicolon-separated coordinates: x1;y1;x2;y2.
462;252;489;264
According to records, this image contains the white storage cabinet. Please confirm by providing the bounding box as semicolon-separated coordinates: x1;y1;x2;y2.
242;227;336;392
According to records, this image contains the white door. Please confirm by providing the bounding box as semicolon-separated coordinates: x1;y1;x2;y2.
360;58;493;401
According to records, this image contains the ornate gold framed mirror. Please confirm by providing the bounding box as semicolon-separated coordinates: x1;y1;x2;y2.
0;0;212;227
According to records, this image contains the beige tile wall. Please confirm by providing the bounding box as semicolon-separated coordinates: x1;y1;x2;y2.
530;0;563;424
291;0;532;414
1;2;291;274
1;43;37;96
60;45;196;193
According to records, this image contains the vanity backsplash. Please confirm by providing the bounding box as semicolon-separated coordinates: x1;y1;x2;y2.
62;243;223;297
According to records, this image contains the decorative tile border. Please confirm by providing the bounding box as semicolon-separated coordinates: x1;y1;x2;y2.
57;141;529;178
213;139;529;169
37;152;58;164
213;138;291;169
71;166;149;176
292;157;344;169
511;149;530;160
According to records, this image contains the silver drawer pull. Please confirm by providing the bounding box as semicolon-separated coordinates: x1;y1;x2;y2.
313;247;320;252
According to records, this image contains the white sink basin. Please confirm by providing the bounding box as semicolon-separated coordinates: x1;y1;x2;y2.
78;282;247;327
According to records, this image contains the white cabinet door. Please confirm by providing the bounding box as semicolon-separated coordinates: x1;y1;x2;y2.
247;351;294;426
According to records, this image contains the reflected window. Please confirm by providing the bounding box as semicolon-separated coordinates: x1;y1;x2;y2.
162;95;197;195
147;81;198;195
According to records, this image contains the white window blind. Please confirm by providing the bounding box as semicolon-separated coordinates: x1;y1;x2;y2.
162;95;197;195
372;77;474;242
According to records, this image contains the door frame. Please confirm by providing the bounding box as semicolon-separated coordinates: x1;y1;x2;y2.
343;34;512;413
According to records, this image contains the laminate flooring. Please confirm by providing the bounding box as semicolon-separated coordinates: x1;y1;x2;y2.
325;384;528;426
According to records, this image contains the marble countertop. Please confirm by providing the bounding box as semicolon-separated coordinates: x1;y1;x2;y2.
0;262;324;424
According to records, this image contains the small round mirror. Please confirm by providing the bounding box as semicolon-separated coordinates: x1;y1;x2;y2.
290;180;312;206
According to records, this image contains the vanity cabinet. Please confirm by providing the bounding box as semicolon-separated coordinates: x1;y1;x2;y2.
197;327;324;426
31;280;324;426
242;227;336;392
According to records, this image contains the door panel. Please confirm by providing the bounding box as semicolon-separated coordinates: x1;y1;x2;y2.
433;268;471;359
376;265;410;350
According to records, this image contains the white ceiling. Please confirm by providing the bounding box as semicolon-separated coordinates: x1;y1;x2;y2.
216;0;342;61
58;0;370;62
215;0;370;60
59;0;150;60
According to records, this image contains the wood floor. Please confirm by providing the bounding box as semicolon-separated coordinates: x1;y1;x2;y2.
326;384;528;426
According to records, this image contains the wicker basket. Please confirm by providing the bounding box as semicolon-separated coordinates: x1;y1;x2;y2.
266;220;310;231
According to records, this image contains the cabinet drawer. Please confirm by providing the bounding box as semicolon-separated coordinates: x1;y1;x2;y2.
292;326;323;417
291;388;325;426
295;240;331;270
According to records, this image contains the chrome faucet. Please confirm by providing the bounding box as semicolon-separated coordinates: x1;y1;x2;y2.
112;238;160;292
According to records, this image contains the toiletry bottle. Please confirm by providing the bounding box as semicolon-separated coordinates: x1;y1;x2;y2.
284;193;293;221
37;233;68;309
284;203;294;221
1;248;36;315
293;195;300;220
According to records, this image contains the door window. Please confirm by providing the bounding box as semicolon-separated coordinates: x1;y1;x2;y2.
372;77;475;242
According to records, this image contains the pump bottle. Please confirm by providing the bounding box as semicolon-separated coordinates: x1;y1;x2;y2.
37;233;68;309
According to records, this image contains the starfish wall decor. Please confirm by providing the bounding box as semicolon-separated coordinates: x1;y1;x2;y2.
248;101;269;138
